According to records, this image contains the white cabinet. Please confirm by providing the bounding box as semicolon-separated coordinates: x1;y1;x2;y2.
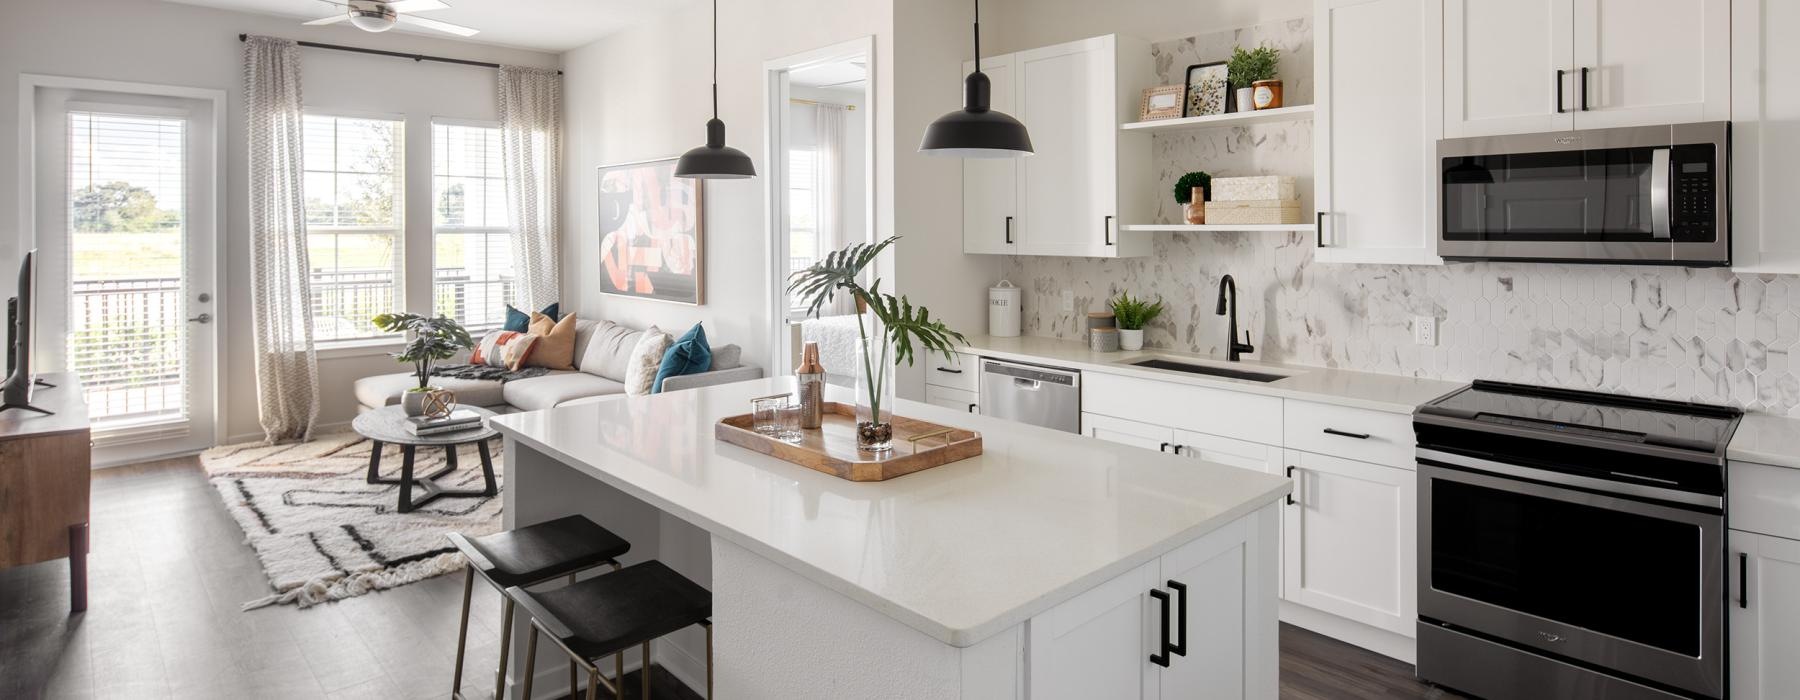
1731;0;1800;273
1445;0;1729;136
1173;429;1282;476
924;385;979;414
1083;412;1173;453
961;35;1152;258
1313;0;1442;265
1028;507;1277;700
1730;529;1800;700
1282;449;1416;636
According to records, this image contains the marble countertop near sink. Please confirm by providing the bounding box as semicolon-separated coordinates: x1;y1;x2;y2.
958;334;1465;414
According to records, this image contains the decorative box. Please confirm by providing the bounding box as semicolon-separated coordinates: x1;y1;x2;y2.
1209;175;1297;203
1205;199;1304;225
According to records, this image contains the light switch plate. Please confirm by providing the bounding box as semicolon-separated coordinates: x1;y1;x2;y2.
1060;290;1074;313
1414;316;1438;346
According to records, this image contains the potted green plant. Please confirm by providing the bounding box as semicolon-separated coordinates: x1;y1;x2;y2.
1110;291;1164;351
1175;171;1211;224
789;236;969;452
1227;44;1280;112
372;312;475;416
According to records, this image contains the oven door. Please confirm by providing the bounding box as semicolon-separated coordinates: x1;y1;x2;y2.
1436;122;1728;265
1418;454;1724;698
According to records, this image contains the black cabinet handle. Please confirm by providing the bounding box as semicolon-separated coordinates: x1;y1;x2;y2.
1172;444;1184;456
1167;580;1188;657
1315;211;1327;247
935;367;963;374
1285;466;1297;505
1149;589;1172;667
1580;67;1590;111
1322;428;1372;440
1104;215;1115;246
1159;442;1170;453
967;403;977;413
1740;552;1749;609
1554;69;1566;113
1004;215;1014;245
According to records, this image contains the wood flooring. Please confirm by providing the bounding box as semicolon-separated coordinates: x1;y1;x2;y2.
1;456;1451;699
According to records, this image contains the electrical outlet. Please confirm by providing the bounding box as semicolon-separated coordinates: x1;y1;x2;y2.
1414;316;1438;346
1060;290;1075;313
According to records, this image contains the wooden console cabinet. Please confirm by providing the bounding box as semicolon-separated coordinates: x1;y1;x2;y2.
0;372;91;611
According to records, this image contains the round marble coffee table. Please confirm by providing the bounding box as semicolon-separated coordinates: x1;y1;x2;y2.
352;405;500;514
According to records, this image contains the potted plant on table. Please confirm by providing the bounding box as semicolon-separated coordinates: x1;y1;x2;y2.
372;313;474;417
789;236;969;453
1110;292;1164;351
1227;44;1281;111
1175;171;1212;224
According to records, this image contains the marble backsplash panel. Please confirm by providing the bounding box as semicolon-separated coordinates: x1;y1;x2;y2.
1003;19;1800;415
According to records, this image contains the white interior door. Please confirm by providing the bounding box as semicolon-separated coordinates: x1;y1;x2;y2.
31;84;219;459
1572;0;1731;128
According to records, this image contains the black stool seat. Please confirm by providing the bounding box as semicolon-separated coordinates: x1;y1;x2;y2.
449;515;630;588
511;561;713;660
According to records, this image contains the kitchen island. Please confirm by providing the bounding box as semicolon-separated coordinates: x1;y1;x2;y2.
491;378;1291;699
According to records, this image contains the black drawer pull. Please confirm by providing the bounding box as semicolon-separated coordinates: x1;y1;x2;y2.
935;367;963;374
967;403;977;413
1740;553;1749;609
1285;466;1297;505
1167;580;1188;657
1004;215;1014;245
1159;442;1170;453
1554;69;1565;113
1580;66;1591;111
1149;588;1172;667
1171;444;1184;456
1315;211;1327;247
1104;215;1115;246
1322;428;1371;440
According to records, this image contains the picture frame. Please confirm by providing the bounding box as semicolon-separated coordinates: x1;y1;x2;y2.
596;157;705;306
1182;61;1229;117
1138;85;1186;121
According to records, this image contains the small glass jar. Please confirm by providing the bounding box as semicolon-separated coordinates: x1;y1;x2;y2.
751;394;790;435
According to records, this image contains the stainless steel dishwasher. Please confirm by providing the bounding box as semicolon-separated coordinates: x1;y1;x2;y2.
979;358;1081;433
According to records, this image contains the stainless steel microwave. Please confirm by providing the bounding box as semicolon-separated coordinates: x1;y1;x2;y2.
1436;122;1730;266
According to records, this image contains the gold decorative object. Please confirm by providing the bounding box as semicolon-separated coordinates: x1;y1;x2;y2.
423;389;457;419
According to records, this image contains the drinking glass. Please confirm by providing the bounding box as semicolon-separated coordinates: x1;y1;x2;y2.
751;395;789;435
775;403;804;442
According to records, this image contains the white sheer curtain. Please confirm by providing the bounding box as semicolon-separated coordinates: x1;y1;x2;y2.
243;35;319;443
498;66;562;311
810;102;853;316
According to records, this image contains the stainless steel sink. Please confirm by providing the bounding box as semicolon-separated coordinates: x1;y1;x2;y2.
1124;357;1294;383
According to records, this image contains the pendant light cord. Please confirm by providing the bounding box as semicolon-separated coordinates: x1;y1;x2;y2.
711;0;719;120
973;0;982;73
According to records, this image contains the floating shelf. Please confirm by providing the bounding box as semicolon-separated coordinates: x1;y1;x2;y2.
1121;104;1315;132
1124;223;1315;233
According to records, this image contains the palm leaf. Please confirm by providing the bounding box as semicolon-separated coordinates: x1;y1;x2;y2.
786;235;899;319
870;293;970;367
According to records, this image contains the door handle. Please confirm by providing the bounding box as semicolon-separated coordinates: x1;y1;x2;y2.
1740;552;1749;609
1650;147;1671;240
1285;465;1297;505
1004;215;1013;245
1322;428;1371;440
967;403;977;413
1554;69;1565;113
1315;211;1327;248
1149;588;1172;667
1171;444;1184;456
187;313;212;324
1580;66;1591;111
935;367;963;374
1166;580;1188;657
1104;215;1114;246
1159;442;1170;453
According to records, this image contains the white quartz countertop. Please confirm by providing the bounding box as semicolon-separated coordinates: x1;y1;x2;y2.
958;334;1464;415
1728;413;1800;469
489;378;1291;648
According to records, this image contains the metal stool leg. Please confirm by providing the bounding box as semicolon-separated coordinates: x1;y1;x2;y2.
616;653;625;697
451;567;475;696
642;640;652;699
520;625;539;700
568;652;578;700
586;665;601;700
494;596;515;700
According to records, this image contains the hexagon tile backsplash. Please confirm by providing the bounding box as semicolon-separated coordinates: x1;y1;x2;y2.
1002;231;1800;416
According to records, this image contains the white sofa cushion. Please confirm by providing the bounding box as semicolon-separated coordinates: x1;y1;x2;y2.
353;373;506;409
579;321;644;382
501;371;627;412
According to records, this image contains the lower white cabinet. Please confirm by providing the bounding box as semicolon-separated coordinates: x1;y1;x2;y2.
1730;529;1800;699
924;385;979;414
1028;507;1277;700
1173;429;1282;476
1282;449;1416;636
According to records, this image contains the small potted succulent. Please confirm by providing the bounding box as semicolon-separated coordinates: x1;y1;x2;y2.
1175;171;1212;224
372;312;474;416
1227;44;1281;111
1110;292;1164;351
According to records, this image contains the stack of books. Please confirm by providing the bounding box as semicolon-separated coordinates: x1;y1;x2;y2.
405;409;484;436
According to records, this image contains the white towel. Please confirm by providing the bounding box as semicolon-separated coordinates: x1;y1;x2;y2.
800;315;863;388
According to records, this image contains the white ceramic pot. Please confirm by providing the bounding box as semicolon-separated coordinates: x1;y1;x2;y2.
401;387;437;417
1235;87;1255;113
1119;329;1145;351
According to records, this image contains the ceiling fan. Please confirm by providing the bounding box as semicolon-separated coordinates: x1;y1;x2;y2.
303;0;479;37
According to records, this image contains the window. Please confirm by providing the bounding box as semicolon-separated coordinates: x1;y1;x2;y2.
303;114;403;342
432;122;512;328
786;148;819;317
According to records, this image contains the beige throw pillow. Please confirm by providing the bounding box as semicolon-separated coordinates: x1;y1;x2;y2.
526;312;580;370
623;326;671;396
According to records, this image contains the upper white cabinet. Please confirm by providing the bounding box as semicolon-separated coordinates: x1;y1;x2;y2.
1446;0;1729;137
1731;0;1800;273
1313;0;1442;265
962;35;1152;258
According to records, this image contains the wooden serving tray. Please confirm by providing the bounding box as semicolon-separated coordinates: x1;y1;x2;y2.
715;402;983;482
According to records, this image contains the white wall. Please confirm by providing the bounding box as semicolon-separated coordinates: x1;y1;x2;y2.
1;0;559;444
985;0;1311;52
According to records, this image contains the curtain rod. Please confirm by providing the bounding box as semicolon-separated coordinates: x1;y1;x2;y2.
789;97;856;111
237;34;563;75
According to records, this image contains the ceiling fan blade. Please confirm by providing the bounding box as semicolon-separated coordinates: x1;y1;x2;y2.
387;0;450;12
303;14;350;25
396;13;478;36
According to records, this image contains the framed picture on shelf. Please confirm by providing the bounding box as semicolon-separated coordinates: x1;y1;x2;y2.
1138;85;1185;121
1183;61;1229;117
596;157;705;305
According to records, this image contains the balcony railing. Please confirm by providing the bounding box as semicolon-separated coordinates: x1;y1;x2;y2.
70;277;185;424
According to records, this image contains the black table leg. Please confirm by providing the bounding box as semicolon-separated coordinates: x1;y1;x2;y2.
398;445;417;513
68;523;88;613
478;439;497;496
366;439;383;483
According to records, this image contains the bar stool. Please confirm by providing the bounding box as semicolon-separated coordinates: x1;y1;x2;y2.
447;515;631;700
509;560;713;700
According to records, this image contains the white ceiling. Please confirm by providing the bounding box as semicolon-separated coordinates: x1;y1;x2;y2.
162;0;687;52
790;61;867;89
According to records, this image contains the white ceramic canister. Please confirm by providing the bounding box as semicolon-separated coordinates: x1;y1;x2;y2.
989;279;1022;337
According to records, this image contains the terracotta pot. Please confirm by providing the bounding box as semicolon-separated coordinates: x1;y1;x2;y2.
1183;186;1206;224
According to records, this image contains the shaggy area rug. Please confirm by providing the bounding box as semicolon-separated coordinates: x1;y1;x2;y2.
201;431;503;609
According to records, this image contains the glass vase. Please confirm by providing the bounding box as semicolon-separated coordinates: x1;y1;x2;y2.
853;323;896;453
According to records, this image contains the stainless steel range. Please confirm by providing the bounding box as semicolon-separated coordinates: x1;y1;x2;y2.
1413;381;1742;700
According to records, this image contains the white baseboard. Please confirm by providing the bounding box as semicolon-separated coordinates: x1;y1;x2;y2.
1280;600;1417;665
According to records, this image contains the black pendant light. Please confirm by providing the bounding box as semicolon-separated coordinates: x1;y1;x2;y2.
919;0;1032;158
675;0;755;179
